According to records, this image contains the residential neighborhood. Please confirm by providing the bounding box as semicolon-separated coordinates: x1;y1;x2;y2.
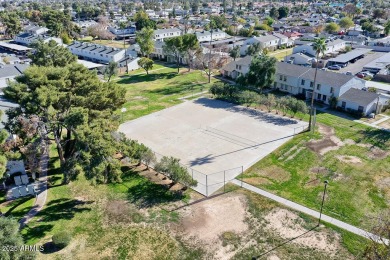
0;0;389;259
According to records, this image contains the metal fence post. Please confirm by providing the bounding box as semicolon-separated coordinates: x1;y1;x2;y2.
241;166;243;187
206;175;208;197
223;170;226;193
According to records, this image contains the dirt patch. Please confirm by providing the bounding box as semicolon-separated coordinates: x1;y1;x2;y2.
376;177;390;190
244;177;272;186
305;178;321;187
306;124;345;155
367;146;389;160
310;167;329;175
336;155;362;164
139;168;173;186
259;165;291;182
179;193;248;242
264;208;342;255
104;200;140;224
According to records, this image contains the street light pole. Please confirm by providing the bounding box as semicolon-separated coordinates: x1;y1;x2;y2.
208;29;213;83
318;180;329;227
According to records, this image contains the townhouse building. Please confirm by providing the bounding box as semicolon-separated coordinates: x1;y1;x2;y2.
274;62;365;104
67;41;126;64
195;29;229;43
293;39;346;57
153;28;182;42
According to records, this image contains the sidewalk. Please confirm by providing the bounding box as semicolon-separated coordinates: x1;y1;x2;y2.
231;179;389;245
19;141;49;228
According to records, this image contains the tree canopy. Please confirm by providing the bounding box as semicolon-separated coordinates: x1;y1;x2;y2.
137;57;154;74
237;55;277;93
136;28;154;57
29;40;77;67
4;62;126;183
324;22;340;34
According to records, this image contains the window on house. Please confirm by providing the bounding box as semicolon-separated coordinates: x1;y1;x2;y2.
322;95;327;101
330;87;334;93
279;75;283;80
317;84;321;90
301;79;305;85
358;106;364;112
310;81;314;88
342;101;346;108
283;76;287;82
285;85;288;90
317;93;321;99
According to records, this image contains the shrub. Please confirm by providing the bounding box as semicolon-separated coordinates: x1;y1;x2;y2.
52;231;72;249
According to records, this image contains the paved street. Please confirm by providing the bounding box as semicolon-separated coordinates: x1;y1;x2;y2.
231;179;389;245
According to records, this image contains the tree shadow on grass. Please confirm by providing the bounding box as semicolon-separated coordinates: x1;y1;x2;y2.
121;173;183;208
36;198;92;223
21;198;92;242
147;82;203;96
117;72;177;84
4;196;33;217
22;224;54;244
359;128;390;150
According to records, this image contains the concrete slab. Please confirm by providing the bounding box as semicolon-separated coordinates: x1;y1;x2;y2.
119;98;308;196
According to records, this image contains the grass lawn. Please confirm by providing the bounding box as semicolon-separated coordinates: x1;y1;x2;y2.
241;111;390;230
116;65;219;121
79;37;128;49
268;48;293;61
19;145;202;259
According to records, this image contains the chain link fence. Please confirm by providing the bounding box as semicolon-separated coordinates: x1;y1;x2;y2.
145;150;243;197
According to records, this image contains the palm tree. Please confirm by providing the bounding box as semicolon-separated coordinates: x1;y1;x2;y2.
309;38;327;131
385;21;390;36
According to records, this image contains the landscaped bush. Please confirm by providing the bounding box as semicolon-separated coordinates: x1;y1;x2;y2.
210;82;309;118
52;231;72;249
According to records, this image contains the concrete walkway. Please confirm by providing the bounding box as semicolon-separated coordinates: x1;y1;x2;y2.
231;179;389;245
19;141;49;228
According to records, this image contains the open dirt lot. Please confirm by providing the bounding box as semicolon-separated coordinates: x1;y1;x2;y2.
119;98;308;195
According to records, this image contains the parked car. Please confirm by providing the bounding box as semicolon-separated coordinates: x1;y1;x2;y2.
356;71;374;78
328;65;341;70
345;71;353;75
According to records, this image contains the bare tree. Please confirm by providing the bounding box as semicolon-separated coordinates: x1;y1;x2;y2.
195;48;227;83
364;210;390;259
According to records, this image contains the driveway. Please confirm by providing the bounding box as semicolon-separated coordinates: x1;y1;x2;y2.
338;51;383;74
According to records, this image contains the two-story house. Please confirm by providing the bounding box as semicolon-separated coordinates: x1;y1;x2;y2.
274;62;365;104
293;39;346;57
153;28;182;42
108;25;136;39
67;41;126;64
220;56;252;79
195;29;229;43
240;35;280;55
14;25;62;46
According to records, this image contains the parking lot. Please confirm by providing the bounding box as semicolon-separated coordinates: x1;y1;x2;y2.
338;51;383;74
119;98;308;195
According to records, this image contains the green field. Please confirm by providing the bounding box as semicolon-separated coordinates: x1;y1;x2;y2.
241;111;390;230
115;65;218;121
